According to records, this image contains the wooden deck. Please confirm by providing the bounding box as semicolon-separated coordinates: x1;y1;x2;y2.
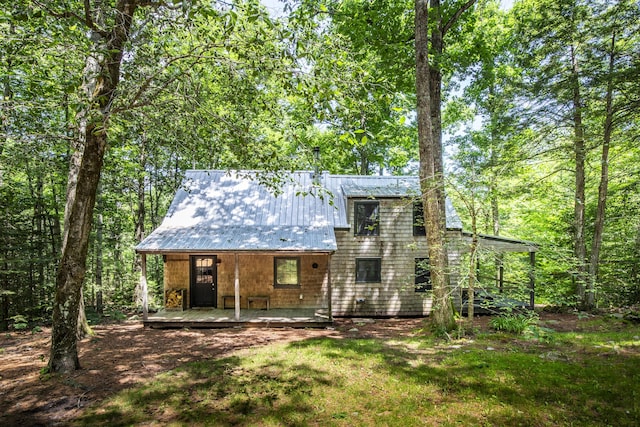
143;308;332;329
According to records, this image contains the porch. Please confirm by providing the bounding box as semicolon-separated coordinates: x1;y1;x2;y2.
143;308;332;329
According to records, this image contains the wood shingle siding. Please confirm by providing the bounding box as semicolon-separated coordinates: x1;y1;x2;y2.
331;198;459;316
162;253;330;310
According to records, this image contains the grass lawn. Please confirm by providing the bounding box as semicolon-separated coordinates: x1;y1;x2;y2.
76;317;640;426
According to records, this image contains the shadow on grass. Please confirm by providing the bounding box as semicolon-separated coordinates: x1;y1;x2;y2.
75;354;337;426
290;336;640;426
75;334;640;426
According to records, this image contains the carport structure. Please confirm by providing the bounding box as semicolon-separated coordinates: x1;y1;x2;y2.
462;232;539;310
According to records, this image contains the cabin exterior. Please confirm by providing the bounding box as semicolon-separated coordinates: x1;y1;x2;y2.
135;170;536;325
323;175;464;317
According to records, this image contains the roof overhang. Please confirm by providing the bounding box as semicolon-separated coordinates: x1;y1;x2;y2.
136;224;337;254
462;232;539;253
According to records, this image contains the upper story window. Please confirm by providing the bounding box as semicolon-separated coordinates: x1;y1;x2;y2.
413;201;426;236
354;201;380;236
274;257;300;288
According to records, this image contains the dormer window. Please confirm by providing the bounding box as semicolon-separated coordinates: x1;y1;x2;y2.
354;201;379;236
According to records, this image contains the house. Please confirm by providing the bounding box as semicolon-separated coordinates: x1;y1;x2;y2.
135;170;537;326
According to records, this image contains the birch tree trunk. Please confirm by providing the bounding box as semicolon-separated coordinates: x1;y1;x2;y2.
49;0;139;373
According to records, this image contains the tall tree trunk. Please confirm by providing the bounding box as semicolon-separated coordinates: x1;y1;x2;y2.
488;96;504;290
50;129;106;372
587;32;616;308
570;44;589;309
1;20;15;186
95;188;104;315
632;222;640;295
416;0;455;333
467;206;478;324
49;0;138;373
134;134;147;308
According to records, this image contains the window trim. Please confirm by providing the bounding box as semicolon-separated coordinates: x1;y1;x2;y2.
355;257;382;283
354;200;380;236
274;257;301;288
413;201;426;236
415;257;432;292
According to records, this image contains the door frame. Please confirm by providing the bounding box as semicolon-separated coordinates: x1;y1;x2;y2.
189;255;217;308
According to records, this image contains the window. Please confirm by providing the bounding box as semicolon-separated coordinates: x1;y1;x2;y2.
274;257;300;287
415;257;432;292
413;201;426;236
356;258;381;283
355;201;380;236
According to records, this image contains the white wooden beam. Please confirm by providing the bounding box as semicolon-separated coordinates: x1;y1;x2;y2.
234;253;240;321
141;253;148;322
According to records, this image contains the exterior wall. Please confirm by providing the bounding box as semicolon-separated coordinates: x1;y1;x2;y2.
163;253;330;309
331;197;462;317
164;254;191;306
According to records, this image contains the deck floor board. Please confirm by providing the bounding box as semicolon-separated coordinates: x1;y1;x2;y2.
144;308;331;328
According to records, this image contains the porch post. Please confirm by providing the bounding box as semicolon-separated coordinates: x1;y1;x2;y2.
140;253;148;322
529;251;536;310
234;253;240;321
327;254;333;321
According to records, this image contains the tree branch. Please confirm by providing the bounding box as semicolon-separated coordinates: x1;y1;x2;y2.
442;0;476;37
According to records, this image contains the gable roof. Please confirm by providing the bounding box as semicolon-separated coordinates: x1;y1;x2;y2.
135;170;463;254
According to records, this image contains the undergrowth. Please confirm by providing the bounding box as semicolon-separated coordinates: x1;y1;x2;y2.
490;312;538;335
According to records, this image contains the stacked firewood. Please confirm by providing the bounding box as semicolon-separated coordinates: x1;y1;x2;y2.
165;289;184;309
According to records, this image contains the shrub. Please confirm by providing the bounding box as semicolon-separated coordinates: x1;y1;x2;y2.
10;314;29;330
490;312;538;335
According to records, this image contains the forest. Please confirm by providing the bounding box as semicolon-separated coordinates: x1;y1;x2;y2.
1;0;639;337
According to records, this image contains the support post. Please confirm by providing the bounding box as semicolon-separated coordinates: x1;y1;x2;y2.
529;251;536;310
327;254;333;321
499;264;504;294
234;253;240;321
141;253;148;322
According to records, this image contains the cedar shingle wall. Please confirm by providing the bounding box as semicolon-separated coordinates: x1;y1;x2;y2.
164;254;190;305
331;198;462;316
163;253;329;309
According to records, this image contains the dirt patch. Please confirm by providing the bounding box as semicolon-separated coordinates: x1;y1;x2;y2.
0;313;598;426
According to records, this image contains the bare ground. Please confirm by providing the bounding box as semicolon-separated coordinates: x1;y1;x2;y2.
0;313;585;426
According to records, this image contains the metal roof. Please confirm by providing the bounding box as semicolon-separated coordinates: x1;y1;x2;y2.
324;174;463;230
462;232;539;253
136;170;464;253
136;224;336;252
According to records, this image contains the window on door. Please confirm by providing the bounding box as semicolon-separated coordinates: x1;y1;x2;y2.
194;257;215;283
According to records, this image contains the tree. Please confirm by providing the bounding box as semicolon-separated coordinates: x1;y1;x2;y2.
415;0;446;332
43;0;303;372
48;0;145;373
586;0;640;307
512;0;640;309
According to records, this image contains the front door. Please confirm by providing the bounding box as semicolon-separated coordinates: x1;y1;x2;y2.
190;256;217;308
